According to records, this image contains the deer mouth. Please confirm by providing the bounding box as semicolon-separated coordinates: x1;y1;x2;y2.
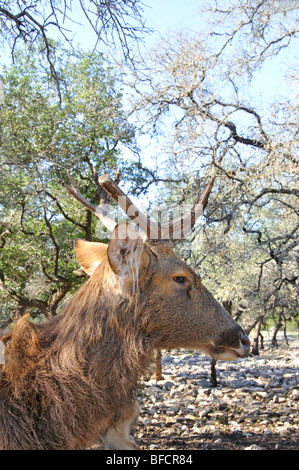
207;333;250;361
208;346;241;361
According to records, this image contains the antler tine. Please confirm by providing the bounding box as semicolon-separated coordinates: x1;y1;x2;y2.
65;171;117;232
194;174;216;210
159;175;216;241
65;171;97;213
98;174;159;239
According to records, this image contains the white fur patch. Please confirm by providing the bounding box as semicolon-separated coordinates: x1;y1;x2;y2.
108;224;144;293
112;239;143;294
0;340;5;364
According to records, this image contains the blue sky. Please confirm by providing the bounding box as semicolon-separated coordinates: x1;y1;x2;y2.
141;0;201;32
143;1;297;104
0;1;201;73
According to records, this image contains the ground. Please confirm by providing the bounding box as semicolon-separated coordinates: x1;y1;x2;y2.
132;333;299;451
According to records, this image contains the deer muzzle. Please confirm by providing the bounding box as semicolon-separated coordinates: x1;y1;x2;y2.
208;328;250;361
236;331;251;357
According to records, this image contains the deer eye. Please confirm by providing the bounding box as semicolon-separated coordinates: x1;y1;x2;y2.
173;276;187;284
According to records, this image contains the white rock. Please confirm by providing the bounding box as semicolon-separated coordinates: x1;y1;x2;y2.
244;444;262;450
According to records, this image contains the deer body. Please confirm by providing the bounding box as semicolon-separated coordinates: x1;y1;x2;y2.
0;224;249;450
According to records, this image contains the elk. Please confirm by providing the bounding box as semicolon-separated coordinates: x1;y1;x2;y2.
0;173;250;450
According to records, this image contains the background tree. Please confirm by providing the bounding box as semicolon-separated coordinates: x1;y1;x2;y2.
0;43;135;323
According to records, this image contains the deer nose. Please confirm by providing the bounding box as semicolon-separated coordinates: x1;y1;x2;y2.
239;332;250;356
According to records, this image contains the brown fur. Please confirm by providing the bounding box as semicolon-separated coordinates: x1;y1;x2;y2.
0;225;249;449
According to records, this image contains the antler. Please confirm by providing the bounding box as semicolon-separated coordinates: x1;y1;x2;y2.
98;174;157;239
99;174;215;240
65;171;215;241
161;175;215;240
65;171;117;232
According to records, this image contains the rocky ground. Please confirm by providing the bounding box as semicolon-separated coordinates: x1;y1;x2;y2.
133;333;299;450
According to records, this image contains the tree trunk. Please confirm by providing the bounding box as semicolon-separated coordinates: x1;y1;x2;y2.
283;320;289;346
271;317;282;346
251;317;262;355
48;281;72;317
245;314;262;336
260;330;264;350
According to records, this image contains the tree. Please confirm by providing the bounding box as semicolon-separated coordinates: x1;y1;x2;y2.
205;0;298;74
0;43;135;323
0;0;150;93
125;0;299;346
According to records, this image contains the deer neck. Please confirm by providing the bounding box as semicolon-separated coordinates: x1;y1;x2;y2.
46;277;154;395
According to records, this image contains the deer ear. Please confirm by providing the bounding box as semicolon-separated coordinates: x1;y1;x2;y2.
107;223;146;277
74;239;108;275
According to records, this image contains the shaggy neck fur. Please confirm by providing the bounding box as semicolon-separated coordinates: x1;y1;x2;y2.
0;259;154;450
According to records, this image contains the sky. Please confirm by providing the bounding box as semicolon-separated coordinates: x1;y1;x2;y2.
133;0;201;34
0;1;202;98
0;1;205;74
69;0;202;45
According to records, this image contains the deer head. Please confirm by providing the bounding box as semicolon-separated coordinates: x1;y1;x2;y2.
65;171;250;360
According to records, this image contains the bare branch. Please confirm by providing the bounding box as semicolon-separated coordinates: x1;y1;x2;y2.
0;0;150;76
